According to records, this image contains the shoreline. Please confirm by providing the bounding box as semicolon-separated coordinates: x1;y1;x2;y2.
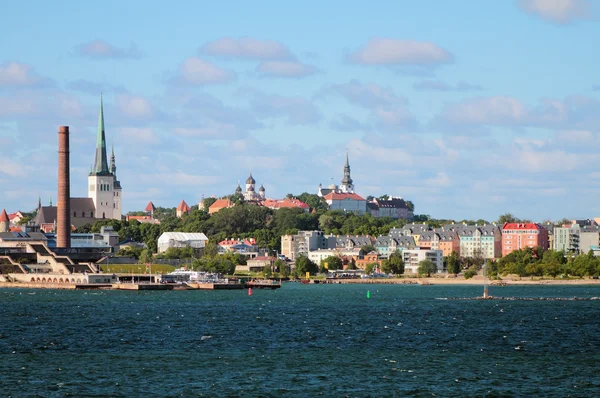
323;277;600;286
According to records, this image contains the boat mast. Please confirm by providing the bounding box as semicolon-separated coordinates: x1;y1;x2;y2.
483;260;489;299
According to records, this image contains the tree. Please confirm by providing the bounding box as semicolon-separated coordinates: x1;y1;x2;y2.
203;240;219;258
321;255;342;271
346;258;357;270
138;249;153;265
447;251;461;275
498;213;519;224
417;259;437;277
381;252;404;275
202;197;217;211
361;244;376;254
294;255;318;276
262;264;272;278
364;262;377;274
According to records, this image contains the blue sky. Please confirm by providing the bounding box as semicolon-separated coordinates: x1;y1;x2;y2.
1;0;599;221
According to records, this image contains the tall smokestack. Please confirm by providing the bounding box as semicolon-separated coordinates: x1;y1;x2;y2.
57;126;71;248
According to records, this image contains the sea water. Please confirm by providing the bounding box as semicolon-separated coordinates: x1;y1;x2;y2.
0;284;599;397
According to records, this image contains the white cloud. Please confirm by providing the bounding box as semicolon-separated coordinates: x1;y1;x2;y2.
517;0;591;23
75;40;144;59
116;95;155;119
0;62;52;88
0;159;24;177
413;79;482;91
329;80;407;108
425;172;451;187
175;57;236;85
256;61;317;78
437;96;527;125
200;37;293;60
246;91;321;125
117;127;160;145
347;38;454;66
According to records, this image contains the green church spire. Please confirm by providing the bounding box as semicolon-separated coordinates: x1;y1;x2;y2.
92;94;110;175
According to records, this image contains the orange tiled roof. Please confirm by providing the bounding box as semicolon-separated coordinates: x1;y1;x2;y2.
323;192;365;201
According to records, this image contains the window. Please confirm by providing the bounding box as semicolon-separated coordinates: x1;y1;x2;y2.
102;212;105;219
91;212;94;218
73;211;76;217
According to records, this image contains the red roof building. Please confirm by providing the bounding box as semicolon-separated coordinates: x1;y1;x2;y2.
262;197;310;211
501;223;549;256
176;200;190;218
0;209;9;233
145;201;156;213
323;192;367;215
209;198;235;215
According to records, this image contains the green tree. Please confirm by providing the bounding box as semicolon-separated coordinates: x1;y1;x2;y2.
294;255;318;276
447;251;461;275
262;264;272;278
321;255;342;271
364;262;377;274
417;259;437;277
202;197;217;211
138;249;153;265
361;244;376;254
203;240;219;258
381;252;404;275
497;213;519;224
279;262;291;278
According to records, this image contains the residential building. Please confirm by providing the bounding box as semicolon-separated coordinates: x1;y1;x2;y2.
418;230;460;257
157;232;208;253
374;235;416;258
8;211;24;226
454;224;501;259
356;251;381;269
579;225;600;254
307;248;362;266
334;235;374;249
218;238;258;255
402;249;443;274
367;197;413;220
553;225;580;254
243;256;275;272
501;223;549;256
32;198;97;230
281;231;335;261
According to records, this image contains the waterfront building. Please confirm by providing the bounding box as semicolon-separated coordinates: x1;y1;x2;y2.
281;230;335;261
218;238;258;255
553;225;580;254
455;225;501;259
501;223;549;256
374;235;416;258
323;192;367;214
334;235;374;249
402;249;443;274
356;251;381;269
307;248;362;265
418;230;460;257
579;225;600;254
242;256;275;272
157;232;208;253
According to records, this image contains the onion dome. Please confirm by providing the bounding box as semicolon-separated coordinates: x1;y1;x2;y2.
236;184;242;193
259;184;265;192
246;172;255;184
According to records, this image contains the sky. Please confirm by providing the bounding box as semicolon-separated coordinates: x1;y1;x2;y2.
1;0;599;221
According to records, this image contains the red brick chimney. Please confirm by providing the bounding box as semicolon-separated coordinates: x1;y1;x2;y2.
57;126;71;248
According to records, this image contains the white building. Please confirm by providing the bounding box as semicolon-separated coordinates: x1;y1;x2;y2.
323;192;367;215
87;96;122;220
157;232;209;253
402;249;443;274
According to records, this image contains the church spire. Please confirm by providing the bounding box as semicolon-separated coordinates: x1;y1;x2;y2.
340;151;354;193
92;94;110;175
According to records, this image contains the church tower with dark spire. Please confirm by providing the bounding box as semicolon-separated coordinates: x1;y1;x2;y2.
339;151;354;193
88;95;122;220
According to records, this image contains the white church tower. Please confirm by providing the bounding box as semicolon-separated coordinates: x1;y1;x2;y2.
88;95;122;220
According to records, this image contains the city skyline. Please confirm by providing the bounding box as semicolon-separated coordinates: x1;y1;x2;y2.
1;0;599;220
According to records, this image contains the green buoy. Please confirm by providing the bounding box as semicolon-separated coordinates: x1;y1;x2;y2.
367;290;370;299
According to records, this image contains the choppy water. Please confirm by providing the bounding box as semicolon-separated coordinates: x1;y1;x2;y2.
0;284;599;397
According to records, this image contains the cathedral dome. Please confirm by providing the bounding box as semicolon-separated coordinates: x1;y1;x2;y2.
235;185;242;193
248;185;255;192
259;185;265;192
246;173;255;184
